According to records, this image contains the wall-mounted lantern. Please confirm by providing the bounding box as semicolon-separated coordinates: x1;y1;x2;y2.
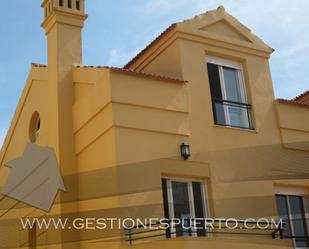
180;142;190;160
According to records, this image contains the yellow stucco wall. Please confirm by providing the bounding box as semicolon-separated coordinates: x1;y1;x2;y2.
0;3;308;249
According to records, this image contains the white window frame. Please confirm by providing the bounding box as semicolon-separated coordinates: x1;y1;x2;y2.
275;186;309;249
163;177;209;238
207;56;249;127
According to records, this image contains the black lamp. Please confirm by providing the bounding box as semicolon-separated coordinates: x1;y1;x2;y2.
180;142;190;160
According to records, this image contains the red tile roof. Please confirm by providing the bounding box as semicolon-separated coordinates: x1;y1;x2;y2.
31;63;186;83
277;90;309;107
292;90;309;103
277;98;309;107
123;24;176;69
75;65;187;84
31;63;47;68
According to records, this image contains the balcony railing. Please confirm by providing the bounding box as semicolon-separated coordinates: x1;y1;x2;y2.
124;218;284;245
212;98;254;130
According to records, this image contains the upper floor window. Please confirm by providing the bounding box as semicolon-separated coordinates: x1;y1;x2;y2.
206;56;253;130
76;0;81;10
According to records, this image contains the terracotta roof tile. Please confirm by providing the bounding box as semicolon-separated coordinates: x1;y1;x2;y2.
75;65;187;84
123;24;176;69
31;63;47;68
292;90;309;102
277;90;309;107
277;98;309;107
30;63;186;83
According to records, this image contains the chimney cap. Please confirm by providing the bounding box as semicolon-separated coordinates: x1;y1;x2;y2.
42;0;85;14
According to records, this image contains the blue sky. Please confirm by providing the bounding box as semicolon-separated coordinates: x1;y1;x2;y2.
0;0;308;146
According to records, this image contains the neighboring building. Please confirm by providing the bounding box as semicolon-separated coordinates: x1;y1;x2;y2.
0;0;308;248
291;91;309;105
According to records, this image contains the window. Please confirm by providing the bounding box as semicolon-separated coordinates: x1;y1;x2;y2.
68;0;72;8
207;56;253;129
76;0;80;10
162;178;209;238
29;112;41;143
59;0;63;7
276;194;309;248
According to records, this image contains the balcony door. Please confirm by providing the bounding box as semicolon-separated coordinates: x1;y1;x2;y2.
162;178;208;238
276;194;309;248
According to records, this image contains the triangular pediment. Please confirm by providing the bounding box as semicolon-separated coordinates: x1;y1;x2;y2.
174;6;273;53
199;19;252;43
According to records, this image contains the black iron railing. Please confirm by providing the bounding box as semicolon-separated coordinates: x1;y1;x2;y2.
124;218;284;245
212;98;254;130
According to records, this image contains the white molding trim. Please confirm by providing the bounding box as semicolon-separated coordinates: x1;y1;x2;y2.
274;185;308;196
207;55;242;70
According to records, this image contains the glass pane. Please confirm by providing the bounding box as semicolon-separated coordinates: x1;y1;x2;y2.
207;63;223;99
207;63;226;125
228;106;249;128
213;101;226;125
288;196;309;247
172;181;191;237
222;67;250;128
161;179;171;238
276;195;292;238
192;182;206;237
223;67;242;102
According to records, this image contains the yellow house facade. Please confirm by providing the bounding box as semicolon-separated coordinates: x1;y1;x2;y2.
0;0;308;248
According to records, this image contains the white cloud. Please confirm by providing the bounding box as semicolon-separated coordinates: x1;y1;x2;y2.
140;0;186;14
107;49;138;67
0;66;8;87
0;128;7;149
143;0;174;12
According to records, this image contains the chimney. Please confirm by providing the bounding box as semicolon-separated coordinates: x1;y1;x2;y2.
41;0;87;66
41;0;87;174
